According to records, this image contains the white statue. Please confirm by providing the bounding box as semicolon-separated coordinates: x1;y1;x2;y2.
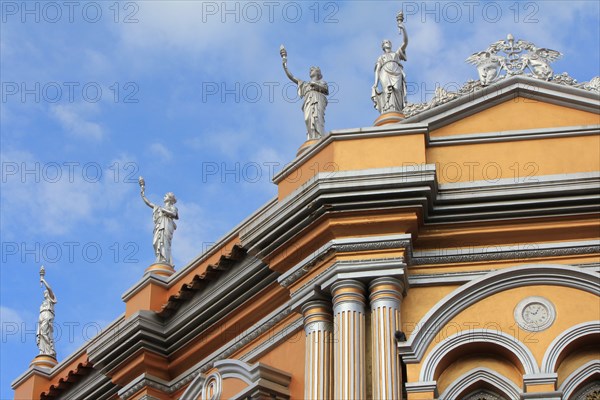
37;266;57;358
280;45;329;140
139;177;179;266
372;11;409;114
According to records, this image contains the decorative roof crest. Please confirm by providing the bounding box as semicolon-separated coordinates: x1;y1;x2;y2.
467;33;562;84
403;34;600;118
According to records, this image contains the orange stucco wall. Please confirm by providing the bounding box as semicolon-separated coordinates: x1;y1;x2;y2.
430;97;600;137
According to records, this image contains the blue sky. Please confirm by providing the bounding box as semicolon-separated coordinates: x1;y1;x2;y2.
1;0;599;397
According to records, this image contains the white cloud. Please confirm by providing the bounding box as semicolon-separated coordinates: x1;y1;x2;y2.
149;143;173;162
171;200;213;266
0;306;27;343
0;149;139;238
0;306;25;326
50;103;104;141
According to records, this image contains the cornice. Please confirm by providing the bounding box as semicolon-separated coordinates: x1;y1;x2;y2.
278;234;413;289
241;165;437;256
411;240;600;265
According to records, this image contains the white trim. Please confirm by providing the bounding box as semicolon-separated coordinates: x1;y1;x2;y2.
398;265;600;364
438;367;522;400
541;321;600;373
559;360;600;400
419;329;539;382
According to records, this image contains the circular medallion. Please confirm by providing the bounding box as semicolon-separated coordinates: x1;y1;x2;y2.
514;296;555;332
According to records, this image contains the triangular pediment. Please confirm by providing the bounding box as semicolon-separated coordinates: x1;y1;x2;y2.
403;76;600;136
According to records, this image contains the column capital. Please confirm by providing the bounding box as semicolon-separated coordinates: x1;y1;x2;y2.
369;277;405;308
331;279;367;312
302;299;333;335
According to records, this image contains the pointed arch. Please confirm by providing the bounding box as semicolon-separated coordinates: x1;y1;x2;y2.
438;367;522;400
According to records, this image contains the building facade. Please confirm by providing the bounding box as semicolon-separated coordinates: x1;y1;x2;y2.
12;40;600;400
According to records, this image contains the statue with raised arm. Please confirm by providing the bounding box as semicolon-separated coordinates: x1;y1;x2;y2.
280;45;329;140
37;266;57;358
138;177;179;266
372;11;409;114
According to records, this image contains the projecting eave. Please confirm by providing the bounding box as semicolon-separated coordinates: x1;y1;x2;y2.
401;75;600;131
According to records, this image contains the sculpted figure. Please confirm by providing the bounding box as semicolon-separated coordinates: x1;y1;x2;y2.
372;11;408;114
139;177;178;266
466;51;505;85
280;45;329;140
522;47;561;80
37;266;57;358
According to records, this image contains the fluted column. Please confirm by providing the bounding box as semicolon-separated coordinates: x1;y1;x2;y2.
332;280;367;400
370;277;404;400
302;300;334;400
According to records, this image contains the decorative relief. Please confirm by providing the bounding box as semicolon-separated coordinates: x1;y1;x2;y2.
463;390;507;400
411;245;600;266
575;382;600;400
403;34;600;118
514;296;556;332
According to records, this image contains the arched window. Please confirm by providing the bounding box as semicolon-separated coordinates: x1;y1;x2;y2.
572;381;600;400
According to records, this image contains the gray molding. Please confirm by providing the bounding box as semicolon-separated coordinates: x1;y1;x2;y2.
559;360;600;399
193;303;294;374
398;264;600;364
112;371;200;399
278;234;412;289
158;301;296;396
408;261;600;286
289;257;408;312
239;317;304;364
438;367;522;400
272;124;430;185
408;270;489;286
244;164;600;261
164;197;277;285
88;259;280;375
401;75;600;129
541;320;600;373
122;273;169;303
412;240;600;265
523;373;558;386
241;165;437;256
428;124;599;147
118;374;171;400
60;369;118;400
163;257;276;351
520;391;563;399
405;381;438;394
181;359;292;400
420;329;539;381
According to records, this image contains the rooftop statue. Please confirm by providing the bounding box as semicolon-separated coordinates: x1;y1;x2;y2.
371;11;408;114
139;177;179;266
280;45;329;141
37;266;57;358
